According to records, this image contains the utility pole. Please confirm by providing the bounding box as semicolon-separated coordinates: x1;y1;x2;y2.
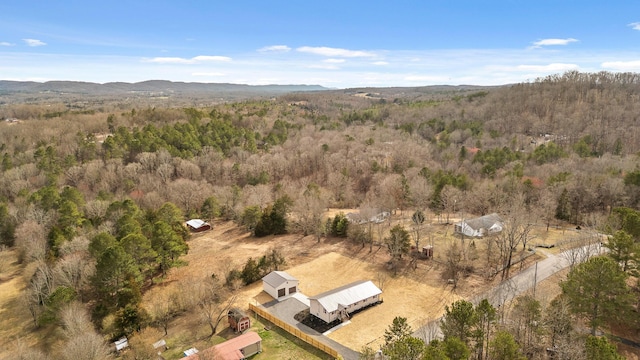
533;261;538;298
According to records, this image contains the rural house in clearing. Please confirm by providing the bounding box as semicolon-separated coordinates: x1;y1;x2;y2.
185;219;211;232
309;280;382;323
454;213;503;237
262;271;299;300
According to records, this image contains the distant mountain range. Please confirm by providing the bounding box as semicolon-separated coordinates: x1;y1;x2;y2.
0;80;329;96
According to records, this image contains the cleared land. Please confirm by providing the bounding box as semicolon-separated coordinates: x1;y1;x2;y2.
0;211;597;358
148;213;592;353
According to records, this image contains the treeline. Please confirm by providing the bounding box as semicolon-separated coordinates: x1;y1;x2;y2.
1;71;640;355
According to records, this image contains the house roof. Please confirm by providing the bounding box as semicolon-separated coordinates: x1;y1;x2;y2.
211;331;262;360
186;219;208;229
459;213;503;231
309;280;381;313
262;271;297;288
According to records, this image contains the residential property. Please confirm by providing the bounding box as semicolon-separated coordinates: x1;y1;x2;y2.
346;210;390;224
228;308;251;333
184;332;262;360
186;219;212;232
454;213;503;237
262;271;299;300
309;280;382;323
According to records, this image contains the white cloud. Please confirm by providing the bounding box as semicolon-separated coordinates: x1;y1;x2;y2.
530;38;578;48
601;60;640;71
629;22;640;31
517;63;579;72
0;42;14;46
23;38;46;46
297;46;376;58
372;61;389;66
191;55;232;62
307;64;341;70
258;45;291;53
323;58;345;63
191;72;225;77
144;55;231;64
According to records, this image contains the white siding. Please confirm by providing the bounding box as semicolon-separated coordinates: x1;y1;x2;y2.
309;281;381;323
262;271;299;300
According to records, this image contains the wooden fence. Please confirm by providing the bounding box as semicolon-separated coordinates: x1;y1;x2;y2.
249;303;340;358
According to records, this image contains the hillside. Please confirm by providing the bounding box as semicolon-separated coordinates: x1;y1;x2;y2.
0;71;639;359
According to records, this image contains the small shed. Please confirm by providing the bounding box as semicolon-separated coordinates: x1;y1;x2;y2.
152;339;167;352
186;219;211;232
183;347;198;357
113;337;128;352
228;308;251;333
422;245;433;259
262;271;299;300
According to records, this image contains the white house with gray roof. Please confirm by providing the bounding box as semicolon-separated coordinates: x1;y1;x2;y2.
262;271;299;300
309;280;382;323
454;213;503;237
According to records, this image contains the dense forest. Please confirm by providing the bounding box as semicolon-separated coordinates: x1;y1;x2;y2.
1;71;640;359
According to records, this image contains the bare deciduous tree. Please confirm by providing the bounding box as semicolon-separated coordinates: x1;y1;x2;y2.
495;198;535;280
12;337;50;360
192;276;237;338
60;301;94;338
445;241;464;288
15;220;48;263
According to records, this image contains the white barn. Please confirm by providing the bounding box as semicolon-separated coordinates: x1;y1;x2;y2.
309;280;382;323
262;271;299;300
455;213;503;238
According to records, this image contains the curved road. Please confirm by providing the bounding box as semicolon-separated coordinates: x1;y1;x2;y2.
414;242;607;341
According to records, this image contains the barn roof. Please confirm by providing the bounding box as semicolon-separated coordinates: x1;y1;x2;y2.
262;271;297;288
186;219;208;229
459;213;503;231
228;308;248;321
309;280;381;313
210;331;262;360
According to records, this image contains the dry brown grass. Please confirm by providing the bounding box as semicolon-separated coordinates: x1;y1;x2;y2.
0;250;41;359
0;211;586;358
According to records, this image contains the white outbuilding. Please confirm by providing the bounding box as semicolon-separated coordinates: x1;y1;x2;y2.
262;271;299;300
309;280;382;323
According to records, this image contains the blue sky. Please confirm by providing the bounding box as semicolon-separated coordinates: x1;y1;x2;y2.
2;1;640;88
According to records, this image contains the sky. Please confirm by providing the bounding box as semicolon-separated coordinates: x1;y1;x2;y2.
2;0;640;88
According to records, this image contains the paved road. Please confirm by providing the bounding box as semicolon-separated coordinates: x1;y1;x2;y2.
258;243;606;358
414;242;607;341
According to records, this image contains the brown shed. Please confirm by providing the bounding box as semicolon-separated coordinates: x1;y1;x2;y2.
227;308;251;333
